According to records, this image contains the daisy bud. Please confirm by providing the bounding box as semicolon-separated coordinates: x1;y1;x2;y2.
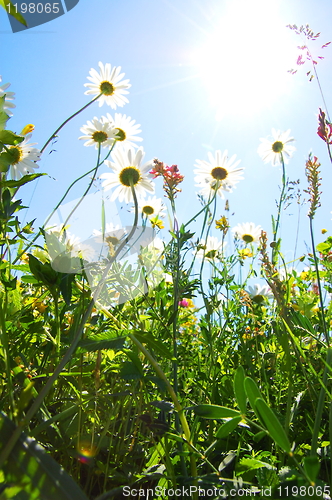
20;124;35;135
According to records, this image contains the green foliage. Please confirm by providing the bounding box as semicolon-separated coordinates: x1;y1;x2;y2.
1;62;331;498
0;96;10;132
0;413;89;500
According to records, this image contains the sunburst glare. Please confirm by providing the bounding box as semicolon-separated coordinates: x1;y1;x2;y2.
193;0;298;120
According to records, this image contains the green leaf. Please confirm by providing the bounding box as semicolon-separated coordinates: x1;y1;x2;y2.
0;95;10;132
215;416;242;439
134;331;173;360
0;412;89;500
0;130;24;146
303;455;320;483
234;366;247;414
244;376;264;418
236;457;276;473
0;0;27;26
165;432;184;443
59;273;75;305
120;360;143;380
316;241;332;254
254;398;292;453
20;275;40;284
0;173;45;189
188;404;241;419
28;254;58;288
77;335;126;353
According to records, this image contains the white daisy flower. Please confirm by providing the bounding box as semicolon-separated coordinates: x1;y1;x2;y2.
147;236;165;253
196;235;226;260
8;133;40;180
247;283;273;304
45;225;95;266
194;150;244;199
92;222;120;237
163;273;173;284
278;266;298;281
232;222;262;244
0;76;15;116
84;62;131;109
92;222;127;246
100;147;155;203
79;117;116;149
135;196;166;219
258;129;296;166
102;113;142;149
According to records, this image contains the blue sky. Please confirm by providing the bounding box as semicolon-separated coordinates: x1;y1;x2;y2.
1;0;332;276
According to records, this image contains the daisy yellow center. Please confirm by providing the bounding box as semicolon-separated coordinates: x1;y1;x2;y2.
100;81;114;96
115;128;126;141
119;166;141;186
9;146;23;165
272;141;283;153
143;205;154;215
106;235;120;245
211;166;228;180
92;131;108;143
242;234;254;243
253;294;264;304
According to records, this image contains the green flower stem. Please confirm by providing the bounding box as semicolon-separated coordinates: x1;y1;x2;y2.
0;295;95;468
13;144;114;265
184;190;218;229
61;145;101;229
40;94;102;154
197;188;219;309
309;216;329;346
326;143;332;165
0;182;140;468
128;333;198;495
0;296;15;420
308;211;331;456
310;348;332;456
272;154;287;265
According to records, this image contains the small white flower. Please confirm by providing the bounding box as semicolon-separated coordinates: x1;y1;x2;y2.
79;117;116;149
258;129;296;166
45;225;96;269
8;133;40;180
194;150;244;199
84;62;131;109
92;222;127;246
135;196;166;219
278;266;298;281
0;76;15;116
100;147;155;203
147;236;165;253
196;235;226;260
102;113;142;149
247;283;273;303
232;222;262;244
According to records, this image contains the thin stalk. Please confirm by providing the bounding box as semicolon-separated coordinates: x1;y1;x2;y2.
0;297;15;419
61;145;101;229
13;144;114;265
310;348;332;456
0;181;140;467
128;334;198;493
272;155;287;265
309;216;329;346
40;94;102;154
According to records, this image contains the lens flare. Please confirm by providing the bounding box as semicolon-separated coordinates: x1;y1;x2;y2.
77;440;97;463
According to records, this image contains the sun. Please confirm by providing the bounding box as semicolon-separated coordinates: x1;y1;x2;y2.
193;0;297;120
